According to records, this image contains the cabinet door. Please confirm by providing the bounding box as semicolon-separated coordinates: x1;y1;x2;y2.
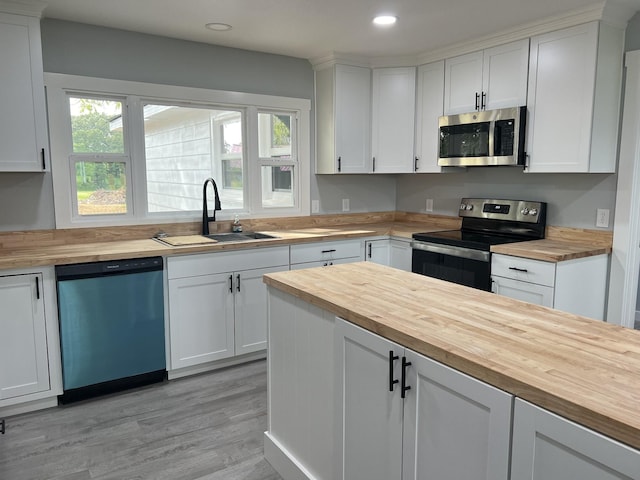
402;349;512;480
168;272;235;369
372;67;416;173
0;274;49;399
0;14;47;172
335;318;404;480
482;39;529;110
365;239;391;266
389;239;412;272
511;399;640;479
415;61;445;173
491;276;554;307
526;23;598;172
335;64;372;173
234;265;288;355
444;51;483;114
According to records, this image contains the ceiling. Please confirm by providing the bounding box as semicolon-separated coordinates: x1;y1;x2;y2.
39;0;637;61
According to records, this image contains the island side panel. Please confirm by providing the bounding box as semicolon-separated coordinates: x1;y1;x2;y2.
265;286;335;480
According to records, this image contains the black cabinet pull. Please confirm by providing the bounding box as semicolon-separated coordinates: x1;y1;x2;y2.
41;148;46;170
401;356;412;398
323;262;328;267
236;273;241;292
338;156;341;172
508;267;528;273
368;243;372;258
321;249;336;254
35;276;40;300
229;274;233;292
475;92;480;110
414;157;419;172
481;91;487;110
372;157;376;172
389;350;399;391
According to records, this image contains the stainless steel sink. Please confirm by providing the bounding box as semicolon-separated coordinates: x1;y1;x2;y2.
203;232;278;242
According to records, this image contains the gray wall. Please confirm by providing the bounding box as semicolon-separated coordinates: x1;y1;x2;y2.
3;16;639;231
0;18;394;231
395;170;617;228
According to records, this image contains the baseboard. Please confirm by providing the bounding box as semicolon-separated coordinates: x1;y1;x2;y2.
635;310;640;330
0;397;58;418
167;351;266;380
264;431;317;480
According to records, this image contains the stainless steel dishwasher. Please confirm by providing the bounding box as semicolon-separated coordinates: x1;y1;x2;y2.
56;257;166;403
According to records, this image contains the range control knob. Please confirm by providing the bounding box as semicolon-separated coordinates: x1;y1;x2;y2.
521;208;529;215
460;203;467;210
466;204;474;211
529;208;538;216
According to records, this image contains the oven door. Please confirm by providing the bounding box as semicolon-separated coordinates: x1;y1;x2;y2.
411;241;491;291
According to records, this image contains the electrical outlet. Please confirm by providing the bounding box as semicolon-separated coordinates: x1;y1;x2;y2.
426;198;434;212
311;200;320;213
596;208;610;228
342;198;350;212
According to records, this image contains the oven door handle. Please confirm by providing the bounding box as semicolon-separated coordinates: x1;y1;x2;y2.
411;241;491;262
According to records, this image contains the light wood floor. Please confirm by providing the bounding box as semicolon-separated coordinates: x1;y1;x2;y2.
0;360;282;480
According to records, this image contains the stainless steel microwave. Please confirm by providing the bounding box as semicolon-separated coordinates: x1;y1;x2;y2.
438;106;526;167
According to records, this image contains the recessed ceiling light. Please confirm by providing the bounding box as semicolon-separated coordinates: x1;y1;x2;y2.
205;23;232;32
373;15;398;26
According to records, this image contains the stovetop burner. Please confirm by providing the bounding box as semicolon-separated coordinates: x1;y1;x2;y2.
412;198;547;250
412;230;533;251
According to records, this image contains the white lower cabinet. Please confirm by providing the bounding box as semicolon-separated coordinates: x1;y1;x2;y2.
0;267;62;416
289;239;362;270
511;399;640;479
167;246;288;372
364;239;392;266
491;253;608;320
335;318;404;480
365;237;412;271
0;273;49;399
335;318;513;480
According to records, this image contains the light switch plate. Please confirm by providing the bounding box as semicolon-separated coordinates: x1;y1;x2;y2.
342;198;350;212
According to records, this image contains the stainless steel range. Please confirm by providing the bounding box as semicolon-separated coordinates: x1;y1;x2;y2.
411;198;547;291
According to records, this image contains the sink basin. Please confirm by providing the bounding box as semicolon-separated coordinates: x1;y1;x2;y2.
203;232;278;242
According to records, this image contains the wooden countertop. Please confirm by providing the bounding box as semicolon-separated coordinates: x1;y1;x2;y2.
491;239;611;262
263;262;640;450
0;215;611;270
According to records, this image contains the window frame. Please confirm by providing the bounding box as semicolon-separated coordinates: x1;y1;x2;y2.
46;73;311;228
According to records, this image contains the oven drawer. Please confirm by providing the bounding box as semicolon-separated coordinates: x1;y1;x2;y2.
491;254;556;287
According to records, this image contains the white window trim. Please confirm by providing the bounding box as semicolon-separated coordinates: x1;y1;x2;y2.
45;73;311;228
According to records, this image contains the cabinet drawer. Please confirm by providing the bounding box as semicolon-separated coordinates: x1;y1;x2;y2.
168;246;289;279
491;254;555;287
290;240;362;264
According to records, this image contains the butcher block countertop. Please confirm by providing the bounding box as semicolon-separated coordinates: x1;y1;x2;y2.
263;262;640;450
0;212;612;270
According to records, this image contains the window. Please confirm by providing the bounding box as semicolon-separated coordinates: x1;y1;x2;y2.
46;75;310;227
142;104;244;212
258;112;296;209
68;97;131;217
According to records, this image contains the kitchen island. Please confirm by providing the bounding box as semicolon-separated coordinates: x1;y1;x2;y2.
263;262;640;479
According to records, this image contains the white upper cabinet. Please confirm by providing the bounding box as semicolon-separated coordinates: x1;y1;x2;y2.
316;64;372;174
371;67;416;173
526;22;623;173
0;13;48;172
444;39;529;115
414;61;445;173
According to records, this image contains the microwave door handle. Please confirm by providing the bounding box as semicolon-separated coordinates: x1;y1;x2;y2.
488;119;495;157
